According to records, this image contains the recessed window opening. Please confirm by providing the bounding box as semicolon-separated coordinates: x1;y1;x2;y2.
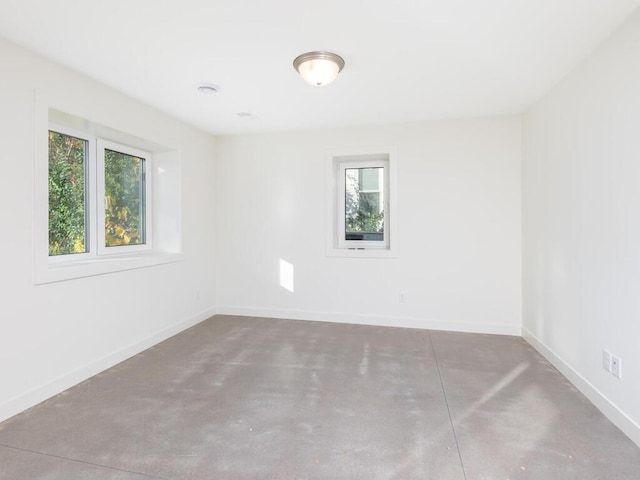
36;106;183;284
326;147;397;258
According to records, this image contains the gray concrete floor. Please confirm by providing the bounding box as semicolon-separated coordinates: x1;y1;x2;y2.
1;315;639;479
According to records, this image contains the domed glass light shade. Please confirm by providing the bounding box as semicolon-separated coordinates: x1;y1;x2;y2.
293;51;345;86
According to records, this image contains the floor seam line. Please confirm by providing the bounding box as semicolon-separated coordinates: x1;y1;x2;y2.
0;442;166;480
428;330;468;480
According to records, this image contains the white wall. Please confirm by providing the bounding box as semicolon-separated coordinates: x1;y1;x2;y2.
522;11;640;445
0;38;217;422
215;117;522;334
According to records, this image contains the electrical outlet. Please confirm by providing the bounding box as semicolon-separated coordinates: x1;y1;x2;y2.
611;355;622;379
603;350;612;372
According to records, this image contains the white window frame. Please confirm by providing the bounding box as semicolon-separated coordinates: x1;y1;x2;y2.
97;139;153;256
337;159;389;249
326;147;398;258
35;101;183;285
48;128;153;262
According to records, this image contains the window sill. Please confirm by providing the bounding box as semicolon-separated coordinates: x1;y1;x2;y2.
35;251;184;285
326;246;397;258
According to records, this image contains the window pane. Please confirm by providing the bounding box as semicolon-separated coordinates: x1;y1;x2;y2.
104;149;146;247
48;131;88;256
345;167;384;241
360;168;379;191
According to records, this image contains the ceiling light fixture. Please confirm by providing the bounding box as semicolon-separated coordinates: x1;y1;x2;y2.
293;51;345;87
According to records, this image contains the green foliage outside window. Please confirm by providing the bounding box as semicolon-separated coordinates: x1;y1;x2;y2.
345;168;384;234
48;132;147;256
48;131;87;255
104;149;145;247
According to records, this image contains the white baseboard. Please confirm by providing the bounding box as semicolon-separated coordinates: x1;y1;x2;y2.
0;307;216;424
522;327;640;448
215;305;521;336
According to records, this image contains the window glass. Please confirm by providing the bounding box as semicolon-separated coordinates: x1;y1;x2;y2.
345;167;384;241
48;131;88;255
360;168;380;191
104;149;146;247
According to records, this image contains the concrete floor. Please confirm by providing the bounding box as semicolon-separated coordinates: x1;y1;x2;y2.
1;316;639;479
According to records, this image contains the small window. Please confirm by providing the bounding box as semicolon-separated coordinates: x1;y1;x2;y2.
335;154;392;250
327;148;397;257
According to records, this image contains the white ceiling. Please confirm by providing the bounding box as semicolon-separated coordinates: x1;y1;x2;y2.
1;1;638;135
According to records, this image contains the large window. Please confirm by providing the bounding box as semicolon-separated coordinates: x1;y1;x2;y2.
35;106;182;284
328;149;397;256
48;128;152;259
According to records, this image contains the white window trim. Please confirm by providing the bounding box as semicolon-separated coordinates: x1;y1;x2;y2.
34;97;183;285
326;146;399;258
97;139;153;255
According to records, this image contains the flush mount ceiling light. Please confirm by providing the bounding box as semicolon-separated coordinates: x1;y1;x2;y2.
293;51;345;87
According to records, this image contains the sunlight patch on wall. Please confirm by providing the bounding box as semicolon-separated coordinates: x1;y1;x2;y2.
279;259;294;293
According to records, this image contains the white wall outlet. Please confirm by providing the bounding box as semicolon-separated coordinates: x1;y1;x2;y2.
603;350;612;372
399;292;406;303
611;355;622;378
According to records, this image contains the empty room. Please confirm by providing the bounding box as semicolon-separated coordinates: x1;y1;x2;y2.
1;1;640;478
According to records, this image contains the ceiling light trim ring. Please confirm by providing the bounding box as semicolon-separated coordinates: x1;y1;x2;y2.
293;51;345;73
